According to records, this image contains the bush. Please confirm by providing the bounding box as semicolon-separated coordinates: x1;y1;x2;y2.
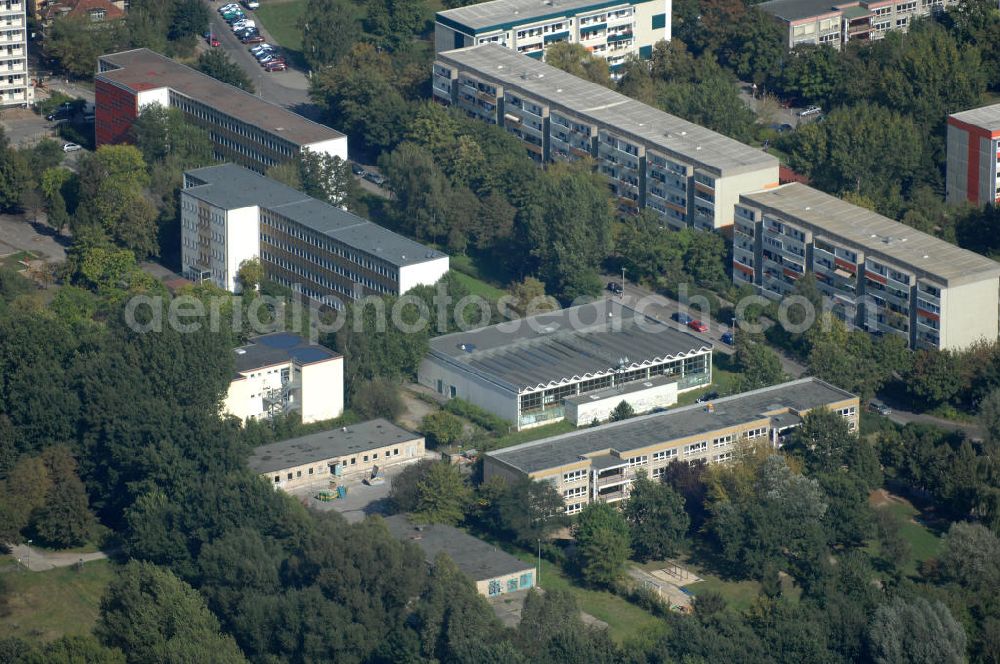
351;378;404;420
443;398;509;433
420;411;464;447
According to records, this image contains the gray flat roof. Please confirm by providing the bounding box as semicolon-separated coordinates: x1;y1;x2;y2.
564;372;676;405
741;183;1000;286
184;164;447;268
949;102;1000;133
437;45;779;177
758;0;842;21
97;49;344;146
438;0;633;32
383;515;533;581
233;332;339;374
427;300;711;393
248;419;421;474
488;378;856;474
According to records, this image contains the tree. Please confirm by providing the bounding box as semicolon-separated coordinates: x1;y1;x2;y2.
572;502;630;587
351;378;404;420
130;104;213;169
332;294;430;385
96;561;248;663
507;277;557;317
623;472;689;561
0;129;27;212
297;151;361;210
30;446;96;548
19;635;126;664
938;521;1000;590
866;597;967;664
977;388;1000;448
45;15;124;78
610;400;635;422
488;477;569;546
379;142;454;242
235;257;263;293
196;49;255;93
905;348;964;407
388;459;435;513
420;411;463;447
302;0;362;69
544;42;612;86
412;461;472;525
778;44;846;107
733;336;784;390
788;408;856;474
39;167;73;234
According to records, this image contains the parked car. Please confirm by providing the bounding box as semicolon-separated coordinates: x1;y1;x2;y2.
208;35;221;47
606;281;623;295
219;3;240;12
721;331;734;345
250;43;273;55
242;34;265;43
62;142;82;152
259;55;284;65
696;391;720;403
687;319;709;333
365;172;387;186
351;162;366;176
798;106;822;117
671;311;693;325
243;0;260;8
264;61;287;72
868;400;892;416
232;19;255;30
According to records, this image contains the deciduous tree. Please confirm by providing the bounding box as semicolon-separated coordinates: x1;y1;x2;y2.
572;502;630;587
623;472;689;561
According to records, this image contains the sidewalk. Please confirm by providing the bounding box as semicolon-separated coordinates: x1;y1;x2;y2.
7;543;107;572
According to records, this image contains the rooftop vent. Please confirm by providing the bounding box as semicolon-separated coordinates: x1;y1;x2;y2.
458;343;477;352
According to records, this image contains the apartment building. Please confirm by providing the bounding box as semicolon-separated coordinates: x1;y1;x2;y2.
249;419;425;490
435;0;670;75
225;332;344;424
418;300;713;431
947;102;1000;207
759;0;955;49
433;44;778;230
484;378;859;513
95;49;347;174
181;164;449;306
0;0;32;107
732;183;1000;350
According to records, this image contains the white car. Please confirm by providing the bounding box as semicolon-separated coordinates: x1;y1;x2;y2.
219;3;240;11
798;106;822;117
62;142;81;152
250;43;273;55
232;19;255;30
243;0;260;8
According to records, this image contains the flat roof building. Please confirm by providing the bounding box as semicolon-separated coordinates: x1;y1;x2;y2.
732;183;1000;350
225;332;344;425
384;515;536;598
417;300;713;430
947;102;1000;207
95;49;347;173
435;0;670;75
181;164;449;304
759;0;955;49
433;44;778;230
0;0;32;108
484;377;859;512
249;419;425;490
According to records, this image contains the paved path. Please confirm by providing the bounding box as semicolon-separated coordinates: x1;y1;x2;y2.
0;214;68;263
8;543;107;572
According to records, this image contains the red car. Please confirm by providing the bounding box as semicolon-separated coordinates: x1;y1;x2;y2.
209;36;221;47
687;319;709;333
264;61;287;72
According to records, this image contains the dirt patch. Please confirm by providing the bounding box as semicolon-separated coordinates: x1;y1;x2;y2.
868;488;899;508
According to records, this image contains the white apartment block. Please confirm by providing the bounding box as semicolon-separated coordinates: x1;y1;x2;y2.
435;0;670;75
224;333;344;425
0;0;32;107
433;44;779;231
732;183;1000;351
180;165;449;307
759;0;956;49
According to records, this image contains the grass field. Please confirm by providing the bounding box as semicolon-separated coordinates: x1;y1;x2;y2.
486;420;577;451
868;496;943;577
254;0;306;52
511;553;665;645
451;270;508;301
683;572;762;612
676;358;742;407
0;559;116;642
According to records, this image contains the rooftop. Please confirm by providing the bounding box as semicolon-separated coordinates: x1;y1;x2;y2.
741;183;1000;286
758;0;843;21
233;332;340;374
438;0;627;32
949;102;1000;133
248;419;421;474
488;378;857;474
436;45;779;177
97;49;344;146
383;515;534;581
427;300;711;393
184;164;447;268
563;372;677;405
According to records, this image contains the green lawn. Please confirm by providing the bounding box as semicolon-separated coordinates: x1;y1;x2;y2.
676;358;742;407
511;553;665;645
451;269;509;302
254;0;306;52
0;559;117;642
682;572;762;612
486;420;577;451
869;498;943;577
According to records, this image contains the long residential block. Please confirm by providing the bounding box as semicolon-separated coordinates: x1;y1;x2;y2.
732;183;1000;350
181;164;449;305
947;103;1000;208
433;44;779;230
0;0;32;107
418;300;713;431
759;0;955;49
435;0;671;75
95;49;347;173
484;377;859;513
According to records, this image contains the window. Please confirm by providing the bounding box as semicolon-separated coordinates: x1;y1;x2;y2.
308;468;314;475
363;455;369;462
563;469;587;483
564;486;587;499
350;457;356;465
652;449;677;461
626;455;648;467
274;475;280;483
652;467;666;478
287;473;293;480
393;448;399;456
565;502;585;515
449;385;457;398
712;434;733;448
296;471;302;478
684;441;708;456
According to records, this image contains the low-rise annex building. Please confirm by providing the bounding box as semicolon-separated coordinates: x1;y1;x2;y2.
418;300;713;431
224;333;344;425
384;515;536;598
250;419;425;490
484;377;859;513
